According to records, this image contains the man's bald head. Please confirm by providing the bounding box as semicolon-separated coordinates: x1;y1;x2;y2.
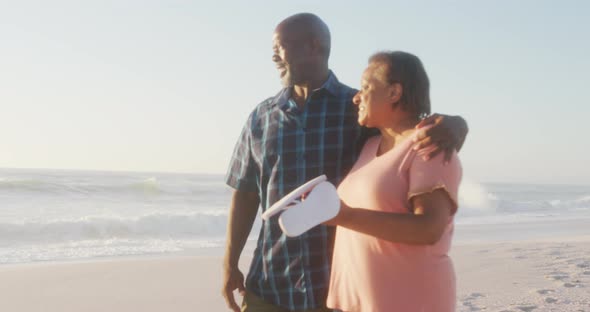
275;13;331;61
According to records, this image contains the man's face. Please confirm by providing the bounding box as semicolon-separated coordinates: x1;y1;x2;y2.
272;30;310;87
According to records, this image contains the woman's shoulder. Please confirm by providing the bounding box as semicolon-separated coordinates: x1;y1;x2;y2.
358;135;380;154
365;134;382;146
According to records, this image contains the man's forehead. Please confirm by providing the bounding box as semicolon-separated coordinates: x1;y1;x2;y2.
274;25;306;42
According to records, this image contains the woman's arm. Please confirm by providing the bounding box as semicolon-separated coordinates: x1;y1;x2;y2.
327;189;455;245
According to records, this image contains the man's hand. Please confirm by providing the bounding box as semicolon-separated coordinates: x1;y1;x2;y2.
221;267;246;312
413;114;468;163
222;190;259;311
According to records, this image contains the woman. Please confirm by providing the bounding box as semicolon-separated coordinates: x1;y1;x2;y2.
326;51;462;312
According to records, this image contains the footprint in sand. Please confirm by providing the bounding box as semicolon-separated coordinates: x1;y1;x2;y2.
461;304;485;311
563;281;582;288
544;273;569;281
465;293;485;299
460;301;478;311
544;297;558;303
535;289;555;295
515;305;537;312
460;293;486;311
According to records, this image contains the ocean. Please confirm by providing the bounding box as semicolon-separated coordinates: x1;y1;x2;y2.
1;168;589;264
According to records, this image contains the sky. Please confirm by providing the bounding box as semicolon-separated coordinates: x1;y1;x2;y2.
1;0;589;185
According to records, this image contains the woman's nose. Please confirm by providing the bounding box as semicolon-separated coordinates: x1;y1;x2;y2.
352;92;361;105
272;54;281;63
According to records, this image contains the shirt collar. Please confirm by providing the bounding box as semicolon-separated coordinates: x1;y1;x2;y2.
320;70;341;96
272;70;341;110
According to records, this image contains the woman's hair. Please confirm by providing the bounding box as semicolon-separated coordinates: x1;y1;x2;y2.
369;51;430;118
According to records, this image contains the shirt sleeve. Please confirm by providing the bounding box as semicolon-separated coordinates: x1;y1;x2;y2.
407;148;462;213
225;115;258;192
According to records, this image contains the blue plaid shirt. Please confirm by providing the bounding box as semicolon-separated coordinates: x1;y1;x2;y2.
226;72;369;310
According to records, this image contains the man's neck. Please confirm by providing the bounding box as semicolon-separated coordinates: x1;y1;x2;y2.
291;69;330;109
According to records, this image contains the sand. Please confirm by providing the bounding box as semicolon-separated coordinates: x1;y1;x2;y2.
1;240;589;311
453;240;590;311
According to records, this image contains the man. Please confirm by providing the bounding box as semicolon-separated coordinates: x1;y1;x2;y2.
222;13;468;312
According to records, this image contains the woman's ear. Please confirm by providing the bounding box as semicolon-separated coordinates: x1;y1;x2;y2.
389;83;403;104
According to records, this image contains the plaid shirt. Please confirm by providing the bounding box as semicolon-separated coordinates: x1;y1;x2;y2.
226;72;368;310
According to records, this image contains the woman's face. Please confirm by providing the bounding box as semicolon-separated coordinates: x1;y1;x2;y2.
353;63;397;128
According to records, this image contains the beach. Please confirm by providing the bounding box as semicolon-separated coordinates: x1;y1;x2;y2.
2;169;590;311
2;237;589;312
3;1;589;310
453;239;590;312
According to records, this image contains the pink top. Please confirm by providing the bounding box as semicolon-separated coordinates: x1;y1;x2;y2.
327;132;462;312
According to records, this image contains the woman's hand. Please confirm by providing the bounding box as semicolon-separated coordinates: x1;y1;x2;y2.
413;114;468;163
323;200;350;226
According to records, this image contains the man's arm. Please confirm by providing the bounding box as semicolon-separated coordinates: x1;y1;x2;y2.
414;114;469;162
221;190;260;312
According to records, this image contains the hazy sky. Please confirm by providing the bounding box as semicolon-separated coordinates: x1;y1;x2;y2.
1;1;589;184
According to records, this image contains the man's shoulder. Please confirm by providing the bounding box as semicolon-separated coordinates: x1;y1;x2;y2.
254;95;278;112
325;73;357;100
249;89;285;116
240;90;285;130
327;80;358;113
336;81;358;95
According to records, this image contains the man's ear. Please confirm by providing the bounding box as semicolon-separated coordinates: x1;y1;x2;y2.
389;83;403;104
309;38;322;55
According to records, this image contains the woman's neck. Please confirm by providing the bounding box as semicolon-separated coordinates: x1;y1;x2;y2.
377;117;419;156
